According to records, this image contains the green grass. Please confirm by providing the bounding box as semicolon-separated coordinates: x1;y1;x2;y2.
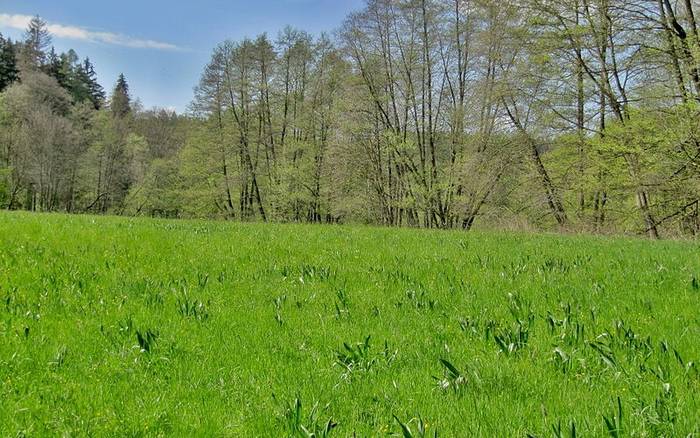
1;211;699;436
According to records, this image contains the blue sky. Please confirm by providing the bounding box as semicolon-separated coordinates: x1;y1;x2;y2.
0;0;364;112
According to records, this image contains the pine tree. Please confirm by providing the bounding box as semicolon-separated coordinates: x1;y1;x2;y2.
111;73;131;118
0;33;19;91
20;15;52;71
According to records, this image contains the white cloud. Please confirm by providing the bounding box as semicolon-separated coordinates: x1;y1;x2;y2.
0;13;184;51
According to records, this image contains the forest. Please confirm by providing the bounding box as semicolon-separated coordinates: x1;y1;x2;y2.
2;0;700;238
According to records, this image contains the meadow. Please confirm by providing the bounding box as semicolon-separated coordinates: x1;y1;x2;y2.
0;211;699;436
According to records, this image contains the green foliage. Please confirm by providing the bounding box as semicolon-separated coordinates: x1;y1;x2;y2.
20;15;51;70
111;73;131;118
0;33;19;92
0;166;11;208
1;212;699;435
280;397;338;437
4;8;700;237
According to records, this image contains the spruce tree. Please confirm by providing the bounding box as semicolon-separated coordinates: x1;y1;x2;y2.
111;73;131;118
70;58;92;105
82;58;105;109
0;33;19;91
45;47;67;87
20;15;52;71
60;49;79;94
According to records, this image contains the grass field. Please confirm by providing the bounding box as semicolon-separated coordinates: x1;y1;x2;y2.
0;212;699;436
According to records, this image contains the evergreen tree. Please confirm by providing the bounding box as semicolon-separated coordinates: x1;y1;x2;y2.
41;49;105;109
45;47;67;87
59;49;80;96
70;61;92;105
111;73;131;118
0;33;19;91
20;15;52;71
81;58;105;109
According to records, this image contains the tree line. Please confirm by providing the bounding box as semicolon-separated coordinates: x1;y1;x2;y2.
2;1;700;238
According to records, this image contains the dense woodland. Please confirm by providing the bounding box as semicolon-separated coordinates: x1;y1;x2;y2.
2;1;700;238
